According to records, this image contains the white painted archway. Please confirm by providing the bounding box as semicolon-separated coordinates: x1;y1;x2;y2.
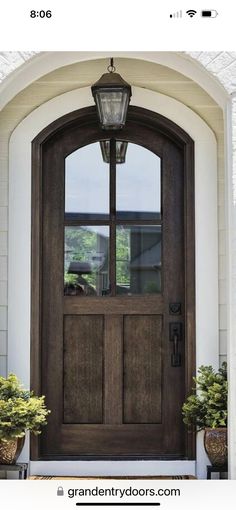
0;52;227;111
8;85;218;478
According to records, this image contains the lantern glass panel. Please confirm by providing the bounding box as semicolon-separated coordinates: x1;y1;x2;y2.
100;140;128;164
95;88;130;129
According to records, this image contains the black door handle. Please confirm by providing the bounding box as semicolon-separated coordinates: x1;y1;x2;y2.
169;323;182;367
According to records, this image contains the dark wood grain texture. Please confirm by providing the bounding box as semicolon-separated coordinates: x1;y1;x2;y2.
64;295;164;315
104;315;123;424
124;315;162;424
64;315;104;423
31;105;195;460
184;140;196;459
30;142;42;460
59;424;180;456
40;138;65;456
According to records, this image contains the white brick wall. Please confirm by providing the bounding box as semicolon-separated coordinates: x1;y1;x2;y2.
186;51;236;92
0;52;38;83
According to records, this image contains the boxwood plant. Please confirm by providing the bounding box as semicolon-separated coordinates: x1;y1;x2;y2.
182;363;227;430
0;373;50;441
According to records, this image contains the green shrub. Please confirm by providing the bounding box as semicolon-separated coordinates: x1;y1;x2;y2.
0;374;50;441
182;363;227;430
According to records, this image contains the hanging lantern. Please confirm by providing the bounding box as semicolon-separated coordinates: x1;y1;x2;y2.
100;140;128;164
91;58;132;130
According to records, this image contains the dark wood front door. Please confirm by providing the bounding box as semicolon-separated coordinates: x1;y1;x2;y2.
31;106;195;460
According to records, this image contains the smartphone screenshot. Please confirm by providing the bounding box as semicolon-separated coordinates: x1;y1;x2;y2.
0;1;235;508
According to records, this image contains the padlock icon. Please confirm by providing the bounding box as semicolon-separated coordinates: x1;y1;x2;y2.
57;486;64;496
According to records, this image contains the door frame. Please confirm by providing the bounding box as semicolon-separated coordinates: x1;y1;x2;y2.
30;105;195;461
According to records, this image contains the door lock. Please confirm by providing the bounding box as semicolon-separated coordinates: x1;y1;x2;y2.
169;322;182;367
169;302;181;315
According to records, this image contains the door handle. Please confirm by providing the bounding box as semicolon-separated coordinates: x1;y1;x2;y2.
169;322;182;367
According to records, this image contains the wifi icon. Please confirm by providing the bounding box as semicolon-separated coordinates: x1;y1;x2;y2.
186;9;197;17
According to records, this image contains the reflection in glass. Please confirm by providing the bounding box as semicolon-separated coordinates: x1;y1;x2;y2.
116;143;161;220
64;226;109;296
116;226;161;295
100;140;128;164
65;143;109;220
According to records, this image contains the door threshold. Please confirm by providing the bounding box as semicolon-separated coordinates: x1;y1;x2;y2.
29;460;196;477
29;475;197;479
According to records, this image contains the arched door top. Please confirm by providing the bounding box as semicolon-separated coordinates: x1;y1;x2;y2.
33;105;194;151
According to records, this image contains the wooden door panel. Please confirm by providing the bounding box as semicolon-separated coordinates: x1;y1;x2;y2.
63;295;164;315
32;108;195;460
104;315;123;424
123;315;162;424
63;315;104;424
60;424;177;456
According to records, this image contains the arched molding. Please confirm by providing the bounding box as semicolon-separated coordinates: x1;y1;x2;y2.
0;51;229;111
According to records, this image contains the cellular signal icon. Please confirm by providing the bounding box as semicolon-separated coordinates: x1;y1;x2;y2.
170;10;182;18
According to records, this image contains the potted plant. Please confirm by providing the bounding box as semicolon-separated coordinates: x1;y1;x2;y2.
182;362;227;466
0;373;50;464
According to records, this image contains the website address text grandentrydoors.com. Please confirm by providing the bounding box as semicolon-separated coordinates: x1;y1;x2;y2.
67;486;181;499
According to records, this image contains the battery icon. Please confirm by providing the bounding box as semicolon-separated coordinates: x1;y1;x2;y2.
201;10;218;17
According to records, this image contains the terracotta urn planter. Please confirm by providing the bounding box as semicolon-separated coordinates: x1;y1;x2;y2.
0;436;25;465
204;427;227;466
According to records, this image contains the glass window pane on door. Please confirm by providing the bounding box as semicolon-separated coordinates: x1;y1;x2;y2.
116;225;162;295
64;226;109;296
116;143;161;220
65;142;109;220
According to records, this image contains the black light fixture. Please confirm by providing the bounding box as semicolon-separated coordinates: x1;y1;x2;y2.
91;58;132;130
100;140;128;164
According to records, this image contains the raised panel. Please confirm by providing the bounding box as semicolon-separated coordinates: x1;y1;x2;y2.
63;315;104;423
124;315;162;424
104;315;123;424
61;424;169;456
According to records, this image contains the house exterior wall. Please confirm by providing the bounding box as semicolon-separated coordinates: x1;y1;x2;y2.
0;51;235;476
227;94;236;478
0;52;226;378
